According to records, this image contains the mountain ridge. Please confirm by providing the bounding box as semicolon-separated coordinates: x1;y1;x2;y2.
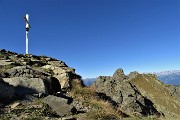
0;49;180;119
154;70;180;75
154;70;180;85
83;70;180;86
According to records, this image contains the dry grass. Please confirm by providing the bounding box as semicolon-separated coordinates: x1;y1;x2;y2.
130;74;180;119
86;99;122;120
70;82;123;120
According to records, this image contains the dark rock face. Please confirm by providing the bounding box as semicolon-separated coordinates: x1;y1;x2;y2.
0;78;15;105
44;77;61;95
92;68;159;116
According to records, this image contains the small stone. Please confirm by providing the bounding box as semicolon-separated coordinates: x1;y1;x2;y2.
10;102;20;109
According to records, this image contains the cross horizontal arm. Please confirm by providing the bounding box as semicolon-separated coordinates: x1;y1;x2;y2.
23;16;31;28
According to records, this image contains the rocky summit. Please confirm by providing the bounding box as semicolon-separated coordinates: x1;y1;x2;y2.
0;49;180;120
92;69;160;117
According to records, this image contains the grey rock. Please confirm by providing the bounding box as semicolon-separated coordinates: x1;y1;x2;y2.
51;67;76;90
3;77;48;95
2;65;61;95
48;61;68;67
92;68;159;116
43;95;75;117
112;68;127;81
42;64;82;90
5;66;49;78
0;60;13;66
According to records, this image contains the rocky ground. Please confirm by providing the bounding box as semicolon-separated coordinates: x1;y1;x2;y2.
0;49;180;120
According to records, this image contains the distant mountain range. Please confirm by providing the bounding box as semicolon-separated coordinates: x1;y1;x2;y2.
83;70;180;86
154;70;180;85
83;78;97;86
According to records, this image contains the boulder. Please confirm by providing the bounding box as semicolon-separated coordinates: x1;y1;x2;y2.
92;68;159;116
3;77;48;95
53;67;74;89
43;95;76;117
2;77;61;96
2;65;61;96
42;64;82;90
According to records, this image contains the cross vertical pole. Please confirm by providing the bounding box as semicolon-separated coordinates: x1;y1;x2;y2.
26;28;29;54
24;14;30;54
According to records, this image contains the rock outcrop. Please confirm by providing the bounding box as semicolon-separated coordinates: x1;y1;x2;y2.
1;49;180;120
1;66;61;96
92;68;159;117
3;66;49;78
42;61;82;91
0;49;83;119
3;77;47;95
0;49;83;96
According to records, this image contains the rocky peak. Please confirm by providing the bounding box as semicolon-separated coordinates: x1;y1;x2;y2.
0;49;85;119
112;68;127;81
128;71;139;79
0;49;84;99
92;68;160;117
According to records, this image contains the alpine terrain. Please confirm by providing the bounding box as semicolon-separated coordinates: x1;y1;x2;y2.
0;49;180;120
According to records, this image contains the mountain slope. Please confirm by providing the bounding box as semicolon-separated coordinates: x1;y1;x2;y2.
83;70;180;86
1;49;180;119
129;73;180;119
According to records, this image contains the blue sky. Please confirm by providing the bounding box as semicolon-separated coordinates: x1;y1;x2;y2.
0;0;180;78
